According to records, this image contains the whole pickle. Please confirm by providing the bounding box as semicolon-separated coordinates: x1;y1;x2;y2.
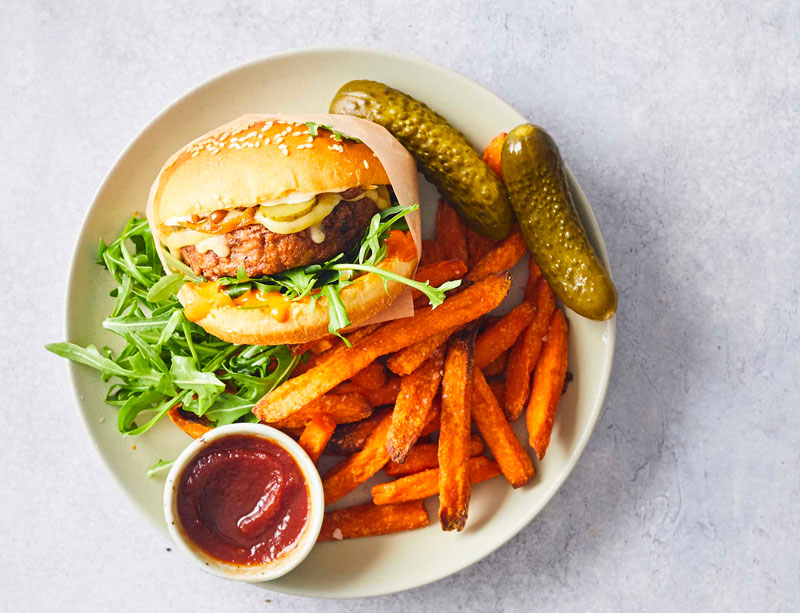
502;124;617;320
330;80;513;240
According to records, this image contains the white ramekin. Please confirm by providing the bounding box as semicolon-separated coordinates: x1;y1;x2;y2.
163;423;324;582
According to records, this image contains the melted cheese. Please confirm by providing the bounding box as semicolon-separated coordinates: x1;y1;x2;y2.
195;235;230;258
309;223;326;243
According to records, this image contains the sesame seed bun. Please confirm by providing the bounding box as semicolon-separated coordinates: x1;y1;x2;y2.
152;117;391;226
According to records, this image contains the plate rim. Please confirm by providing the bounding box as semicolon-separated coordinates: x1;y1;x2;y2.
64;46;616;599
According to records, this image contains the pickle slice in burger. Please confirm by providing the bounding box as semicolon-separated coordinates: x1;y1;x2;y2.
258;196;318;222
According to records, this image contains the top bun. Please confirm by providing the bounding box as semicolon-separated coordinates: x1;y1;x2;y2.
152;117;391;225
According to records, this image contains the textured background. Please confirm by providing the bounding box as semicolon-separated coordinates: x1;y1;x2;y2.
3;1;799;611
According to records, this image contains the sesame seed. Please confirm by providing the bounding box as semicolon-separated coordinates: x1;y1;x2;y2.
264;137;270;145
296;143;313;149
307;136;314;143
363;160;369;169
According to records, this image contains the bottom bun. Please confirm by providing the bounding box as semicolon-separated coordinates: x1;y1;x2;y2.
178;255;418;346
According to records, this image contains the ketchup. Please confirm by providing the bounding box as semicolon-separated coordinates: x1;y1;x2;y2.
176;435;310;565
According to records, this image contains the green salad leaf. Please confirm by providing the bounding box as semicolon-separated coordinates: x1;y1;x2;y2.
304;122;361;143
146;459;174;479
46;215;299;442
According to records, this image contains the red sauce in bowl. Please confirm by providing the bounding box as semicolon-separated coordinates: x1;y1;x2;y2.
176;434;310;565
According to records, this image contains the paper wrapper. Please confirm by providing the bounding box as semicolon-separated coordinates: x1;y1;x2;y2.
146;113;422;331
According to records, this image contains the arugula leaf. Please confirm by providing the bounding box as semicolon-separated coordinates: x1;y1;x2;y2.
204;394;255;427
145;273;185;302
156;310;183;348
320;284;351;339
169;356;225;414
46;342;134;378
305;122;361;143
146;459;174;479
47;215;298;447
222;283;251;299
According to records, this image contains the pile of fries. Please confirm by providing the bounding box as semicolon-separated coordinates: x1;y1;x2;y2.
169;138;571;539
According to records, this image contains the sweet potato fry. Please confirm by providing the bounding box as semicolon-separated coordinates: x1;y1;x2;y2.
472;370;535;488
386;436;483;477
527;309;569;459
438;325;478;530
419;239;444;267
488;380;505;405
436;199;469;263
465;226;527;281
298;414;336;463
271;392;372;430
483;350;508;376
322;412;394;504
290;335;336;357
317;501;429;542
361;377;401;407
253;273;511;423
314;324;381;365
482;132;507;180
412;258;468;304
474;301;536;369
504;278;556;420
324;409;390;456
387;346;446;463
419;398;441;436
386;326;459;376
349;362;387;390
333;376;401;407
524;257;542;302
168;407;212;439
467;227;497;270
372;456;501;505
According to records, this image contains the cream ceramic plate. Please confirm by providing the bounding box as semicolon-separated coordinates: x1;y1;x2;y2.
66;48;615;598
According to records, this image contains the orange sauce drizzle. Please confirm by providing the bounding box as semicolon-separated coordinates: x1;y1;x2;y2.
233;289;291;322
183;282;291;323
182;282;233;321
180;207;256;235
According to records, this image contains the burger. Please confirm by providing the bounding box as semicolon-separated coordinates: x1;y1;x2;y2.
147;114;451;346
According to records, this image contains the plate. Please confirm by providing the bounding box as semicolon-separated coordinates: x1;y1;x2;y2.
66;47;615;598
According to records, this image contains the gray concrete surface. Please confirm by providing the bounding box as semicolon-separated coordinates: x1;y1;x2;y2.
3;1;798;611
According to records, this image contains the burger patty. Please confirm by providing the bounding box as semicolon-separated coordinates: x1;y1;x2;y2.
181;197;379;280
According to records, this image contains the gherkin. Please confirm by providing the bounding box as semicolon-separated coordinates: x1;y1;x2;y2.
330;80;513;240
502;124;617;320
